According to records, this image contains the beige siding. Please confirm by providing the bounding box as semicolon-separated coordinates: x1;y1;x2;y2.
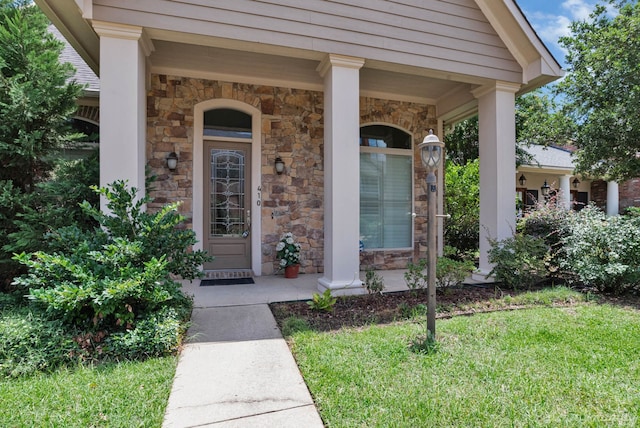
93;0;521;82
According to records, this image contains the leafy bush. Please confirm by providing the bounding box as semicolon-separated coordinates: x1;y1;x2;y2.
436;257;475;288
13;181;209;333
404;259;428;291
561;206;640;293
364;267;385;294
105;306;191;359
517;201;571;275
0;303;79;377
487;233;549;289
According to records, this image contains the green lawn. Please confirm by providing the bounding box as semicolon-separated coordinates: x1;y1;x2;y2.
290;304;640;427
0;357;177;427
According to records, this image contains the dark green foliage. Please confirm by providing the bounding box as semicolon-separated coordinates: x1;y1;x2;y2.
558;1;640;181
487;234;549;289
0;4;83;190
0;2;86;287
13;181;208;332
515;90;575;150
5;153;99;257
444;159;479;256
444;116;479;166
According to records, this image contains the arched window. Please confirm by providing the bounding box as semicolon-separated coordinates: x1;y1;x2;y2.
360;125;413;249
204;108;252;138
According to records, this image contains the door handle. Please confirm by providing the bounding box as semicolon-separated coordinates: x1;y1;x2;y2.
246;210;251;228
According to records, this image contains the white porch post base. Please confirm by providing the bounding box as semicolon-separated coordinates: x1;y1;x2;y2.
318;276;366;296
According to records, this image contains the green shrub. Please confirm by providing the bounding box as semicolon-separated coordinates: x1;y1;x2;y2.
404;259;428;291
364;267;385;294
105;305;191;359
561;206;640;293
517;202;571;275
487;233;548;289
0;304;79;377
436;257;475;288
13;181;210;333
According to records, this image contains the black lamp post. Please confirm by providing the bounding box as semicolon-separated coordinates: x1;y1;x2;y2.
417;129;444;338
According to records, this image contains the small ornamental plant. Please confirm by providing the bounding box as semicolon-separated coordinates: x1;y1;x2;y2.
276;232;301;268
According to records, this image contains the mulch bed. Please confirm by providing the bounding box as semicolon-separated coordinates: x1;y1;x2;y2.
269;284;640;333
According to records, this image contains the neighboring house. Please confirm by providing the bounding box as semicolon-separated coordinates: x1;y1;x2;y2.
36;0;563;293
517;144;632;216
50;24;100;158
516;144;590;213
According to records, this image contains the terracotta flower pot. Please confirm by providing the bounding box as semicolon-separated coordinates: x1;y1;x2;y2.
284;264;300;279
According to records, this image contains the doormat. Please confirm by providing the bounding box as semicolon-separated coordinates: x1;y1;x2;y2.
200;277;255;286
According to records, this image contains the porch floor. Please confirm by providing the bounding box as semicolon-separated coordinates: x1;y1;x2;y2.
180;269;413;308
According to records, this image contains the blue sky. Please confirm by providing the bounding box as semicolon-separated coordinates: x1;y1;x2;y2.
516;0;602;68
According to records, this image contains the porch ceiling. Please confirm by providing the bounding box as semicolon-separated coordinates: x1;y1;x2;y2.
149;39;471;106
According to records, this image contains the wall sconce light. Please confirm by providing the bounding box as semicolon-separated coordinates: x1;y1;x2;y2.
572;177;580;188
519;174;527;187
275;156;285;175
167;152;178;171
541;180;551;199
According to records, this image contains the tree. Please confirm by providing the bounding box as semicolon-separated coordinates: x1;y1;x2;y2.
0;2;82;190
0;2;84;286
558;0;640;181
444;90;573;167
443;159;479;257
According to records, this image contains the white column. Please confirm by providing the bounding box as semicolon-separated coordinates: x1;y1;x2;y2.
472;82;520;280
559;175;571;210
92;22;153;209
607;181;619;216
317;54;365;295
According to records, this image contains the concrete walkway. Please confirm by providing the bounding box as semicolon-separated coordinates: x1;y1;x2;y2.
162;271;411;427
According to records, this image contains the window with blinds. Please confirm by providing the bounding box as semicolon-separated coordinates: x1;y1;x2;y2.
360;125;413;250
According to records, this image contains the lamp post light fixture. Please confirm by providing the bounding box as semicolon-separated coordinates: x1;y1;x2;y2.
519;174;527;187
417;129;444;338
541;180;551;201
166;152;178;171
572;177;580;189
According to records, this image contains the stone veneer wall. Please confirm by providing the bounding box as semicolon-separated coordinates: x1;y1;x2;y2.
146;74;436;274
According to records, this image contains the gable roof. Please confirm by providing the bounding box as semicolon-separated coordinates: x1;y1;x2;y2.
49;24;99;94
522;144;575;170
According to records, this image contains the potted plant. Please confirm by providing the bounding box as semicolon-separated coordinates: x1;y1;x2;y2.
276;232;302;278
